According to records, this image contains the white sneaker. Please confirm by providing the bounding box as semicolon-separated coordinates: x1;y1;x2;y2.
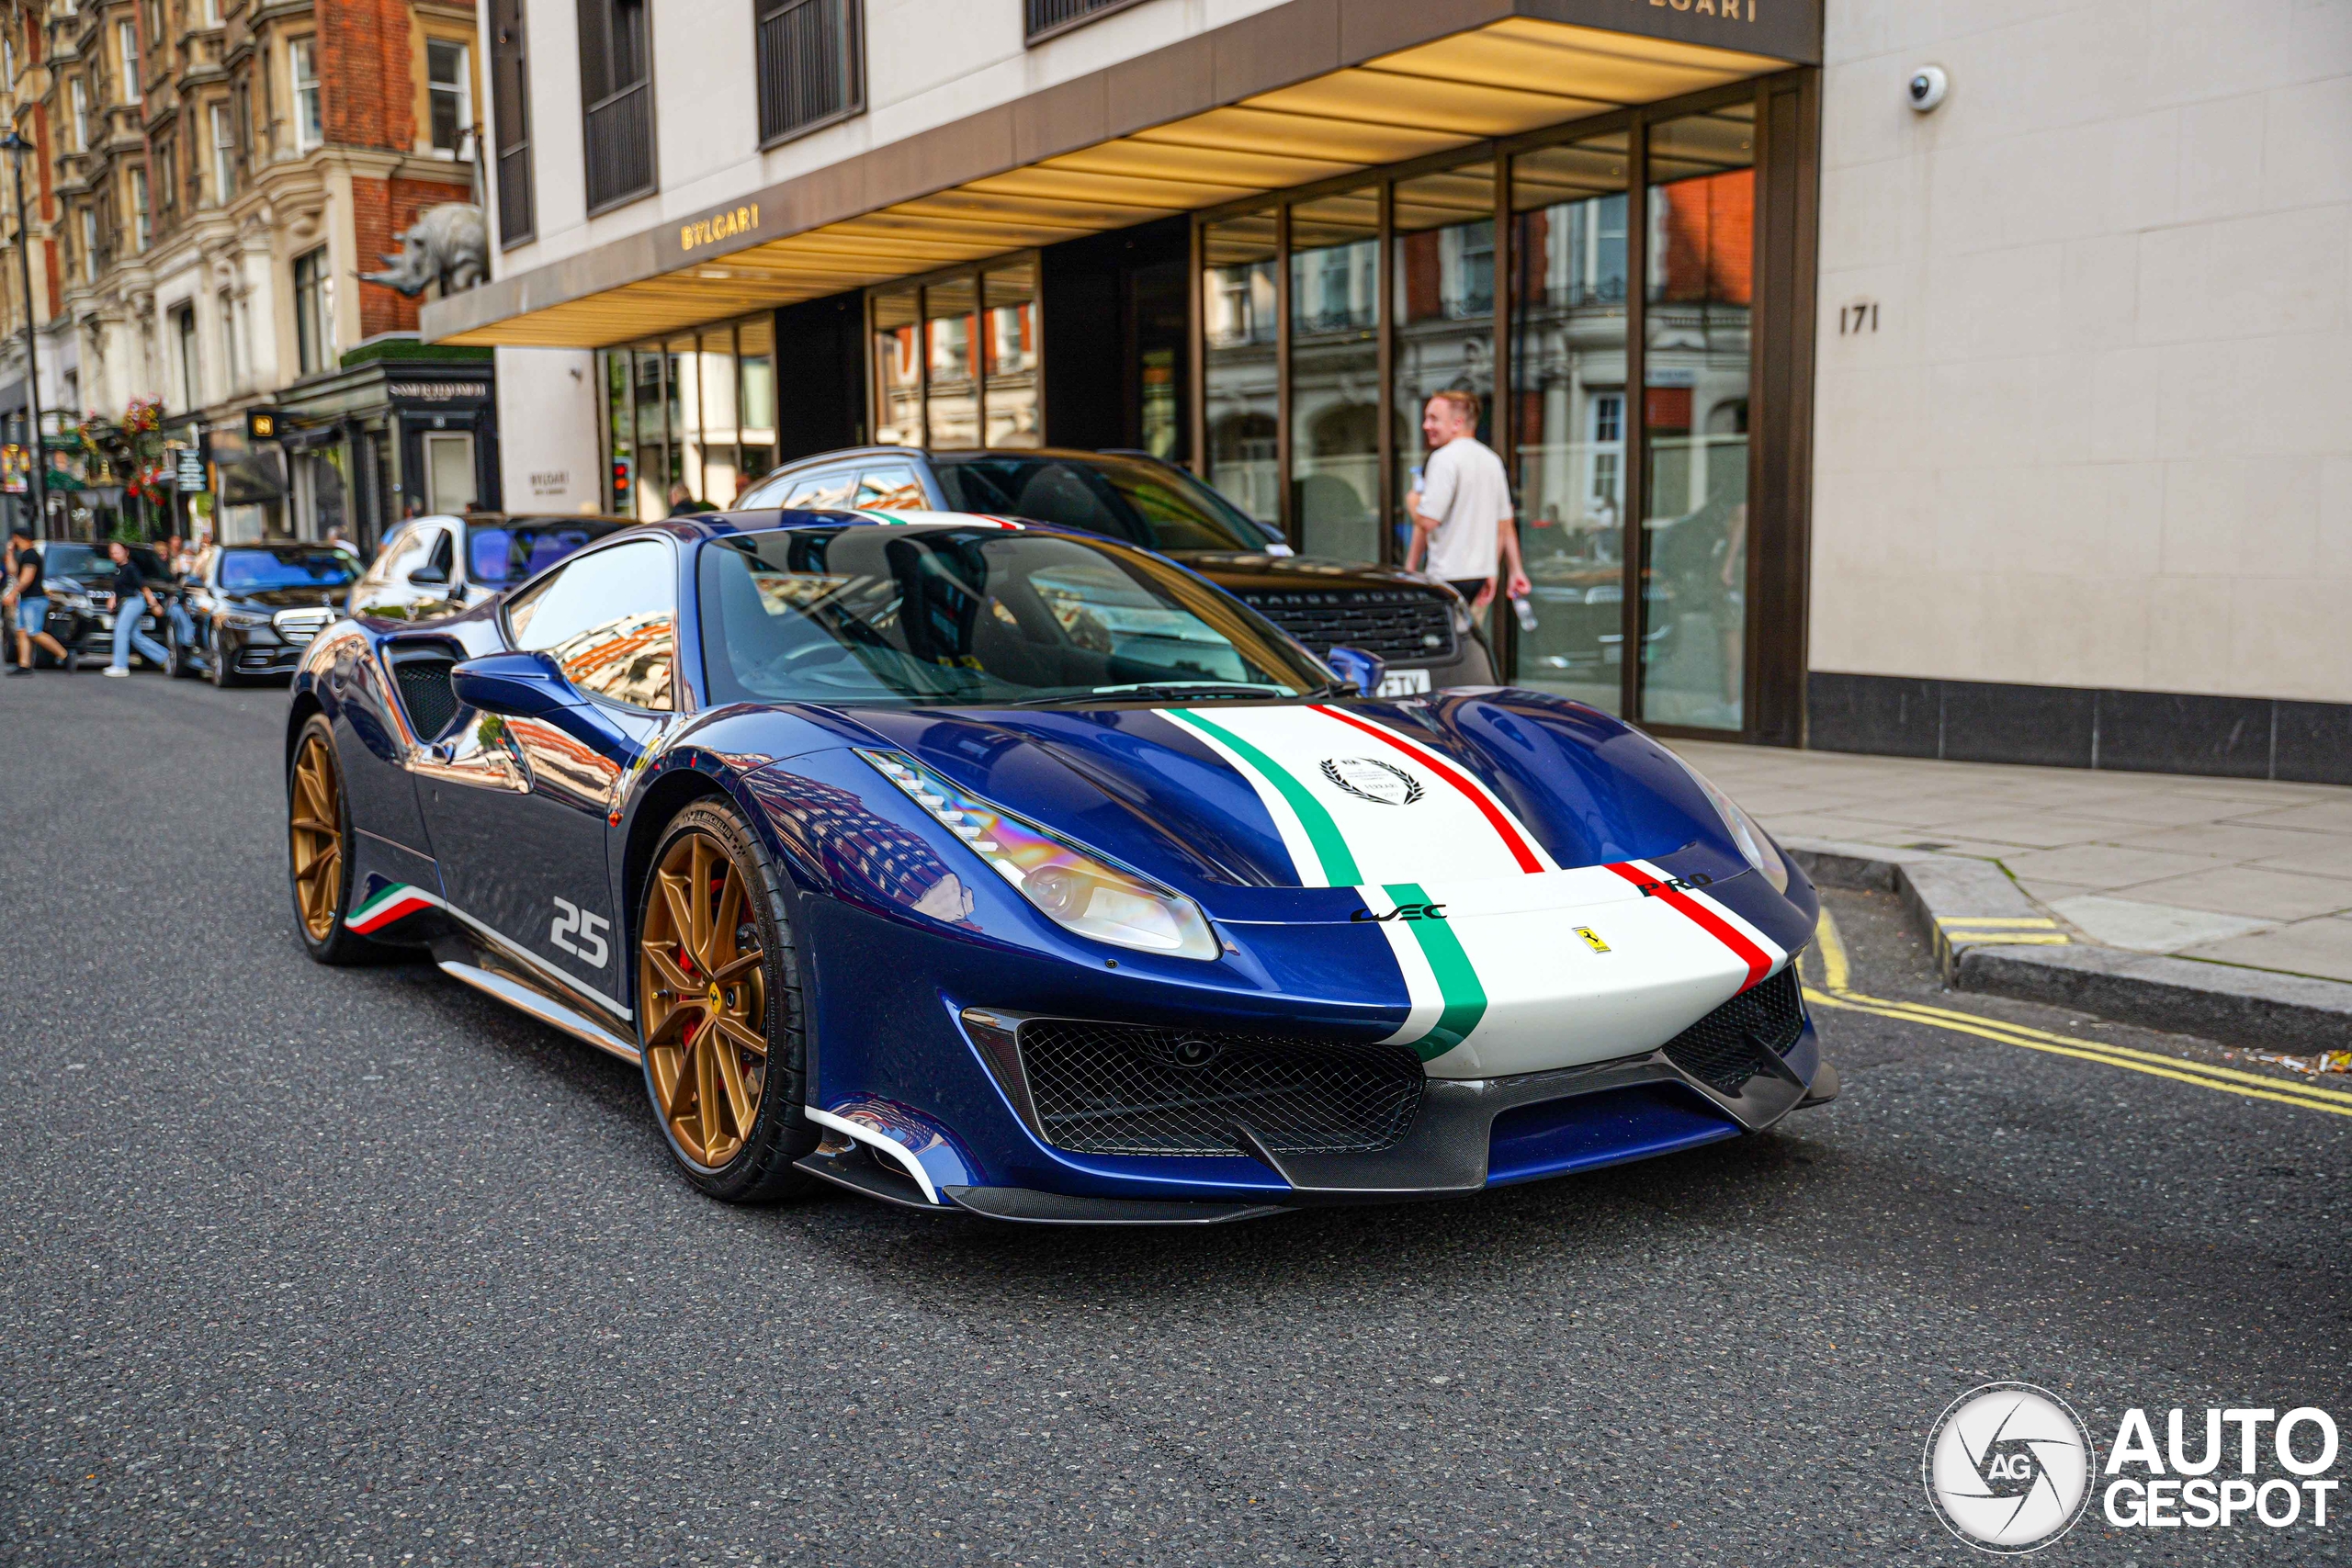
103;667;129;677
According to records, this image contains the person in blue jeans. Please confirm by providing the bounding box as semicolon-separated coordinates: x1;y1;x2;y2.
6;524;74;674
104;539;168;677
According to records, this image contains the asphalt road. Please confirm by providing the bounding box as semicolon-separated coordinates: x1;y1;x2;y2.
5;670;2349;1566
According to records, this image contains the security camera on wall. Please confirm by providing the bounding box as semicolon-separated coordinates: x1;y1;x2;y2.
1906;66;1949;112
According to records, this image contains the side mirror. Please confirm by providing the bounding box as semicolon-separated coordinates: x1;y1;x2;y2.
1325;645;1386;697
410;562;448;585
450;650;573;719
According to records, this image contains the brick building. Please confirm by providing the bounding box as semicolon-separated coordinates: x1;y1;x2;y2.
0;0;488;545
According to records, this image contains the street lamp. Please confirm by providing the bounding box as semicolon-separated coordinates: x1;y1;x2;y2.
1;129;44;541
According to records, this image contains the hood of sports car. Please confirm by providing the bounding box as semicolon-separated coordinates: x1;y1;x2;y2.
834;693;1742;900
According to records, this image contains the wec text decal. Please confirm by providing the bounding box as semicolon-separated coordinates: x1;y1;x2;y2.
1352;902;1447;923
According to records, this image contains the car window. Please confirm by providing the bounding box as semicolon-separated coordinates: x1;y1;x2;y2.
776;469;858;509
467;521;622;586
506;538;675;711
930;456;1266;552
697;524;1325;708
853;467;927;511
356;530;419;589
218;549;359;591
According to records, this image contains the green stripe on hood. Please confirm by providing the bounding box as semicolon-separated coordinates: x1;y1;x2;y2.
1386;880;1486;1060
1165;708;1361;886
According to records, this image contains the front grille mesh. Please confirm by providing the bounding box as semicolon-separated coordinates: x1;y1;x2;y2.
1018;1020;1425;1157
1238;589;1456;663
393;656;461;741
1660;967;1806;1094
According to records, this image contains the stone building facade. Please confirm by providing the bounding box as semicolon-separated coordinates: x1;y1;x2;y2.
0;0;486;543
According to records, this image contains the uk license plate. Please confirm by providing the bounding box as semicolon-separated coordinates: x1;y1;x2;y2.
1375;667;1433;697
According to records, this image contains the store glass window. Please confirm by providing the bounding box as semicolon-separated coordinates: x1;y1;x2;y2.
631;348;666;521
665;333;696;506
983;262;1040;449
605;349;633;512
1509;133;1630;713
873;287;922;446
1200;209;1277;528
1288;186;1379;562
697;326;741;506
738;314;776;483
1393;161;1495;568
1641;106;1754;733
923;276;978;448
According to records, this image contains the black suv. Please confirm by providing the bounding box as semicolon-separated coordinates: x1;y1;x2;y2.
167;542;360;686
737;448;1495;694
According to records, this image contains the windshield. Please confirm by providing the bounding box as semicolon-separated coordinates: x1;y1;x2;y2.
38;545;101;577
469;521;623;585
931;455;1274;554
219;549;358;592
698;524;1329;708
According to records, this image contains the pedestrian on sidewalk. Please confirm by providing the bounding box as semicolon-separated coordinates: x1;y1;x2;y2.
5;524;74;675
1404;389;1529;616
103;538;168;678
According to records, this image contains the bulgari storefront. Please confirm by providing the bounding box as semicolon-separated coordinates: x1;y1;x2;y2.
440;6;1821;748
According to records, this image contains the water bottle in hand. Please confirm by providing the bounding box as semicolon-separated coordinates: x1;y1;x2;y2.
1512;593;1537;633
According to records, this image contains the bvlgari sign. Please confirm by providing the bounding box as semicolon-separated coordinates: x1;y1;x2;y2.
681;203;761;254
1641;0;1758;17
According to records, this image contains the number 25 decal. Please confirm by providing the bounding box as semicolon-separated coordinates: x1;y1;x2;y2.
550;897;610;967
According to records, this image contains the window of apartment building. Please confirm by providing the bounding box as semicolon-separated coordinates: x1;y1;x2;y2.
209;102;236;201
755;0;862;146
1023;0;1141;42
427;39;471;156
155;134;176;220
489;0;532;245
119;20;141;104
293;246;328;375
577;0;653;212
5;30;15;85
79;208;96;281
220;289;246;390
130;167;150;251
173;303;198;408
290;39;322;152
71;77;89;151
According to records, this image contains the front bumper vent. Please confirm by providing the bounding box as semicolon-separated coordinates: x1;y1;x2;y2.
1659;967;1806;1094
1017;1019;1425;1157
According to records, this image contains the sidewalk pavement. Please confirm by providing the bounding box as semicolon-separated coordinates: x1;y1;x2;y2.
1672;739;2352;987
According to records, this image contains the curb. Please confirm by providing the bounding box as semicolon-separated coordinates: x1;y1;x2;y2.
1780;837;2352;1055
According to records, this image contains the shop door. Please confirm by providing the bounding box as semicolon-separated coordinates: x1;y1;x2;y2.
424;432;477;514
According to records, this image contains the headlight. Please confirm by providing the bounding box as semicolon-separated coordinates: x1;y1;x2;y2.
859;749;1221;962
1661;749;1789;896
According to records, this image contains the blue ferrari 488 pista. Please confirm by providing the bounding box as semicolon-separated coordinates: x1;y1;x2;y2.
286;509;1832;1224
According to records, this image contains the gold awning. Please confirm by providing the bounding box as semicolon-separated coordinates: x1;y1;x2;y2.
430;17;1792;349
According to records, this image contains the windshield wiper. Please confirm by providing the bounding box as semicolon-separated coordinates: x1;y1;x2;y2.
1005;680;1294;707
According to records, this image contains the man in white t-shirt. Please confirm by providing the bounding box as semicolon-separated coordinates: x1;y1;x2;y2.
1405;389;1527;613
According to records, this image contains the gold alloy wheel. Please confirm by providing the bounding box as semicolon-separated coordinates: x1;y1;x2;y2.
640;829;769;1168
288;733;345;942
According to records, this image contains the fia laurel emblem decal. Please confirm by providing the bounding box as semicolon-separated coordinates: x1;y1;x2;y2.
1318;756;1425;806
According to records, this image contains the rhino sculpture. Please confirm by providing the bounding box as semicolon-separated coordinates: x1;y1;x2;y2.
360;203;490;297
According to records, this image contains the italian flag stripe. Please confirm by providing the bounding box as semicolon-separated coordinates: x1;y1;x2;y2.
346;882;437;934
1383;881;1486;1060
1310;704;1550;873
1161;708;1362;886
1603;861;1773;991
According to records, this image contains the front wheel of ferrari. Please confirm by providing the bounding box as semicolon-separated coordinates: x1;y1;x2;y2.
288;714;372;964
637;800;818;1203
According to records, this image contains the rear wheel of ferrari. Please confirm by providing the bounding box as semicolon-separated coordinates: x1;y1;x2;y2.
288;715;371;964
637;800;817;1203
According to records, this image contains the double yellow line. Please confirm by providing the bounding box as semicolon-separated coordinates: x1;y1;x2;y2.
1803;913;2352;1120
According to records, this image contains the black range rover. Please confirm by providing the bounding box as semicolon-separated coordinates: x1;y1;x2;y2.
736;447;1496;694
